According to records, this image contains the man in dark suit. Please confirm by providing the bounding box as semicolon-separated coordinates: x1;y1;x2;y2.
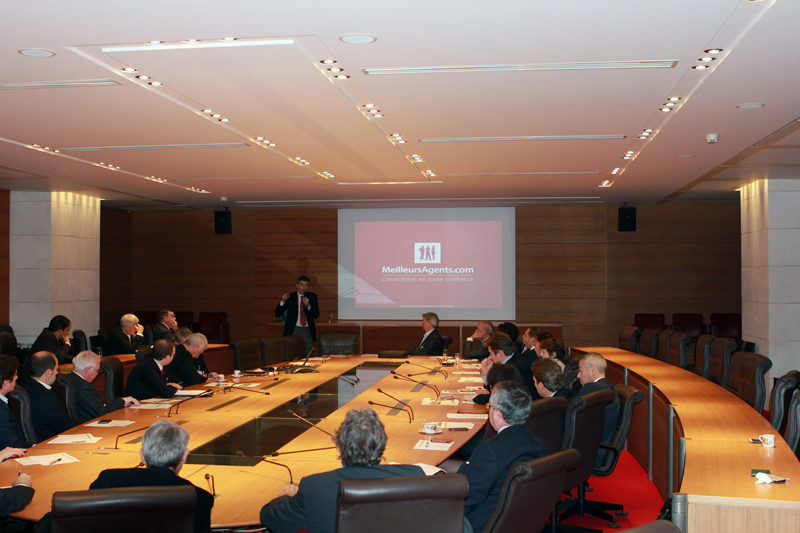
0;471;34;522
464;381;548;533
275;275;320;356
260;407;424;533
532;358;574;448
464;321;493;361
167;333;218;387
406;312;444;356
0;355;31;449
482;332;539;400
153;309;178;342
103;314;146;357
71;350;139;422
23;352;76;441
520;327;542;366
577;352;620;466
89;421;213;533
124;339;182;400
27;315;73;365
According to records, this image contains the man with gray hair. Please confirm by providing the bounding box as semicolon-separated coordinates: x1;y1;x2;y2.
464;321;493;361
167;333;219;386
260;407;424;533
103;313;146;356
463;381;548;533
89;421;214;533
577;352;620;466
72;350;139;422
406;312;444;356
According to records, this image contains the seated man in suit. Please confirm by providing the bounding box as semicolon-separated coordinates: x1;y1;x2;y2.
496;322;521;353
0;471;34;524
520;327;541;365
23;352;76;441
532;358;574;447
576;352;620;466
153;309;178;342
103;314;146;357
124;339;182;401
167;333;218;387
406;312;443;356
463;381;548;533
72;351;139;422
27;315;73;366
90;421;213;533
260;407;424;533
464;321;493;361
481;332;539;400
0;355;31;449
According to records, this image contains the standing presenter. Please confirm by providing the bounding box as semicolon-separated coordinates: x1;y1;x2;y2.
275;275;320;356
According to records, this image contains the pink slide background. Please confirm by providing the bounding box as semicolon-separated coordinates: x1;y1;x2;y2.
354;220;503;308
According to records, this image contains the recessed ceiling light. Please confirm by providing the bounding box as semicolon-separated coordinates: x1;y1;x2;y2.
221;37;237;41
692;65;709;70
667;97;681;102
704;48;723;54
147;41;164;45
219;118;229;122
660;107;671;112
256;137;264;140
18;48;56;58
321;59;337;65
699;57;716;62
398;140;406;143
737;103;765;109
203;109;212;113
295;157;302;160
638;136;648;139
334;74;350;79
328;67;343;72
304;162;310;165
149;81;162;86
268;143;276;146
373;114;384;117
136;75;150;80
664;102;676;107
340;34;377;44
644;129;654;132
182;39;201;43
623;156;631;160
122;67;137;73
368;109;379;114
626;151;635;154
212;114;221;118
362;104;375;108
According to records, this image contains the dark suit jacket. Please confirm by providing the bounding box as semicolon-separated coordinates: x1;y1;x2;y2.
578;377;620;463
27;328;72;364
72;373;125;423
260;463;424;533
152;322;175;342
124;357;177;400
103;325;146;357
22;378;75;441
520;346;538;367
465;338;489;361
0;485;34;519
552;387;576;449
504;353;540;400
0;400;30;449
90;467;213;533
275;291;320;341
407;328;444;356
464;424;548;533
166;347;207;387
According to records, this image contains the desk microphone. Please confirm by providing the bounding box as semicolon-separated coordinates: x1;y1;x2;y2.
103;425;151;450
390;371;440;396
405;360;448;378
167;389;214;416
322;341;359;362
287;409;333;437
338;375;358;387
376;389;414;420
269;446;337;457
205;473;216;496
237;452;293;485
368;400;412;423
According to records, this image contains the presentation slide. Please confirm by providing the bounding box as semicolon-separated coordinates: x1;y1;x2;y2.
338;208;515;321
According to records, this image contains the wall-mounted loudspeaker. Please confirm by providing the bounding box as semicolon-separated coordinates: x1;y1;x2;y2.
214;211;232;234
618;206;636;232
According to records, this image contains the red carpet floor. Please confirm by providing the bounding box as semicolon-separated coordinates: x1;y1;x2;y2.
556;451;664;531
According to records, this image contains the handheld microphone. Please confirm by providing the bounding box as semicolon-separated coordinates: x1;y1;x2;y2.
391;371;440;396
287;409;333;436
104;425;150;450
322;341;359;362
376;389;414;420
368;400;412;423
269;446;337;456
238;451;293;485
405;360;448;378
166;389;214;416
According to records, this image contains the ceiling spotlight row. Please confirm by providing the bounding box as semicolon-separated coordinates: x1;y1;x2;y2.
254;137;277;147
145;176;167;183
610;168;622;175
638;128;655;140
598;180;612;188
146;37;237;45
200;108;231;123
120;67;163;86
99;161;121;170
294;157;311;166
411;154;425;163
425;170;437;177
622;150;636;160
30;144;60;153
319;60;350;79
322;171;335;178
187;186;210;193
660;96;682;113
361;104;384;118
693;48;723;70
390;133;407;144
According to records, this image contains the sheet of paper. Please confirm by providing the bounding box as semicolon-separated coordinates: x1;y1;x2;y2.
421;398;459;406
458;377;485;383
438;421;475;429
140;398;180;404
447;413;488;420
130;403;173;409
389;461;445;475
453;371;481;375
413;440;454;451
442;389;479;395
48;433;102;444
173;389;211;397
84;420;136;428
15;453;79;466
231;382;261;388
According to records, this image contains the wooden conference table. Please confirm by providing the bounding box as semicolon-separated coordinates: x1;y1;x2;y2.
5;356;487;528
575;347;800;532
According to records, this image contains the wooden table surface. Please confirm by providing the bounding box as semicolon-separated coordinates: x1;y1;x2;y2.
6;356;485;528
576;347;800;532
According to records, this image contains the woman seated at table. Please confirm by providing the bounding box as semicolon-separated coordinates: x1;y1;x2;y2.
536;337;566;371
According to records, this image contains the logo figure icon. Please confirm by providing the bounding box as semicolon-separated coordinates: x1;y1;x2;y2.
415;243;441;264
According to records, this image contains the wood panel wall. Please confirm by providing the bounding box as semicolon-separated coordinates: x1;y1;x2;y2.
0;190;8;325
99;204;741;350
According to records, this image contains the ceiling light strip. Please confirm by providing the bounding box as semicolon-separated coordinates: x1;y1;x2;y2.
238;196;601;204
363;60;677;75
0;79;120;90
337;181;444;186
419;135;625;143
64;143;248;152
101;39;294;53
447;171;601;177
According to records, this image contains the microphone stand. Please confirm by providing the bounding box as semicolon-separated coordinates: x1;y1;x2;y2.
165;389;214;416
287;409;334;436
390;371;440;396
368;400;412;423
102;425;151;450
377;388;414;420
405;360;448;378
238;452;294;485
269;446;336;456
321;342;359;363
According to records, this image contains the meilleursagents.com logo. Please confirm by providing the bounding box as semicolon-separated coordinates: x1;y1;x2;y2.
414;243;441;264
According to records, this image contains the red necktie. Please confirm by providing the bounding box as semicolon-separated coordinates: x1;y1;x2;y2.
299;294;307;326
161;369;165;381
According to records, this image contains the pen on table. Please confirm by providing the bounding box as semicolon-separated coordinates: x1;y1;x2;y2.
49;458;62;465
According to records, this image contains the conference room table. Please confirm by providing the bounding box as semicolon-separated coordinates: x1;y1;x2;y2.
5;356;488;528
574;347;800;533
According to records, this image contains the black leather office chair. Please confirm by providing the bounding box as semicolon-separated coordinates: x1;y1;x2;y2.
231;338;266;370
99;356;124;404
693;334;715;378
8;385;37;444
770;371;800;435
484;449;581;533
53;373;81;424
526;396;569;454
725;351;773;413
655;330;674;363
71;329;88;355
618;326;642;353
666;332;690;369
441;336;453;355
319;331;359;357
283;335;307;361
636;329;659;358
142;325;154;346
50;485;197;533
261;336;287;365
783;389;800;458
707;337;737;387
335;474;469;533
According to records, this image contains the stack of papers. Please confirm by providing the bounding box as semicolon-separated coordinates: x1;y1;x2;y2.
447;413;488;420
174;389;211;398
438;421;475;429
442;388;483;394
422;398;459;406
131;403;174;409
458;377;485;383
84;420;136;428
15;453;79;466
48;433;102;444
453;371;481;375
